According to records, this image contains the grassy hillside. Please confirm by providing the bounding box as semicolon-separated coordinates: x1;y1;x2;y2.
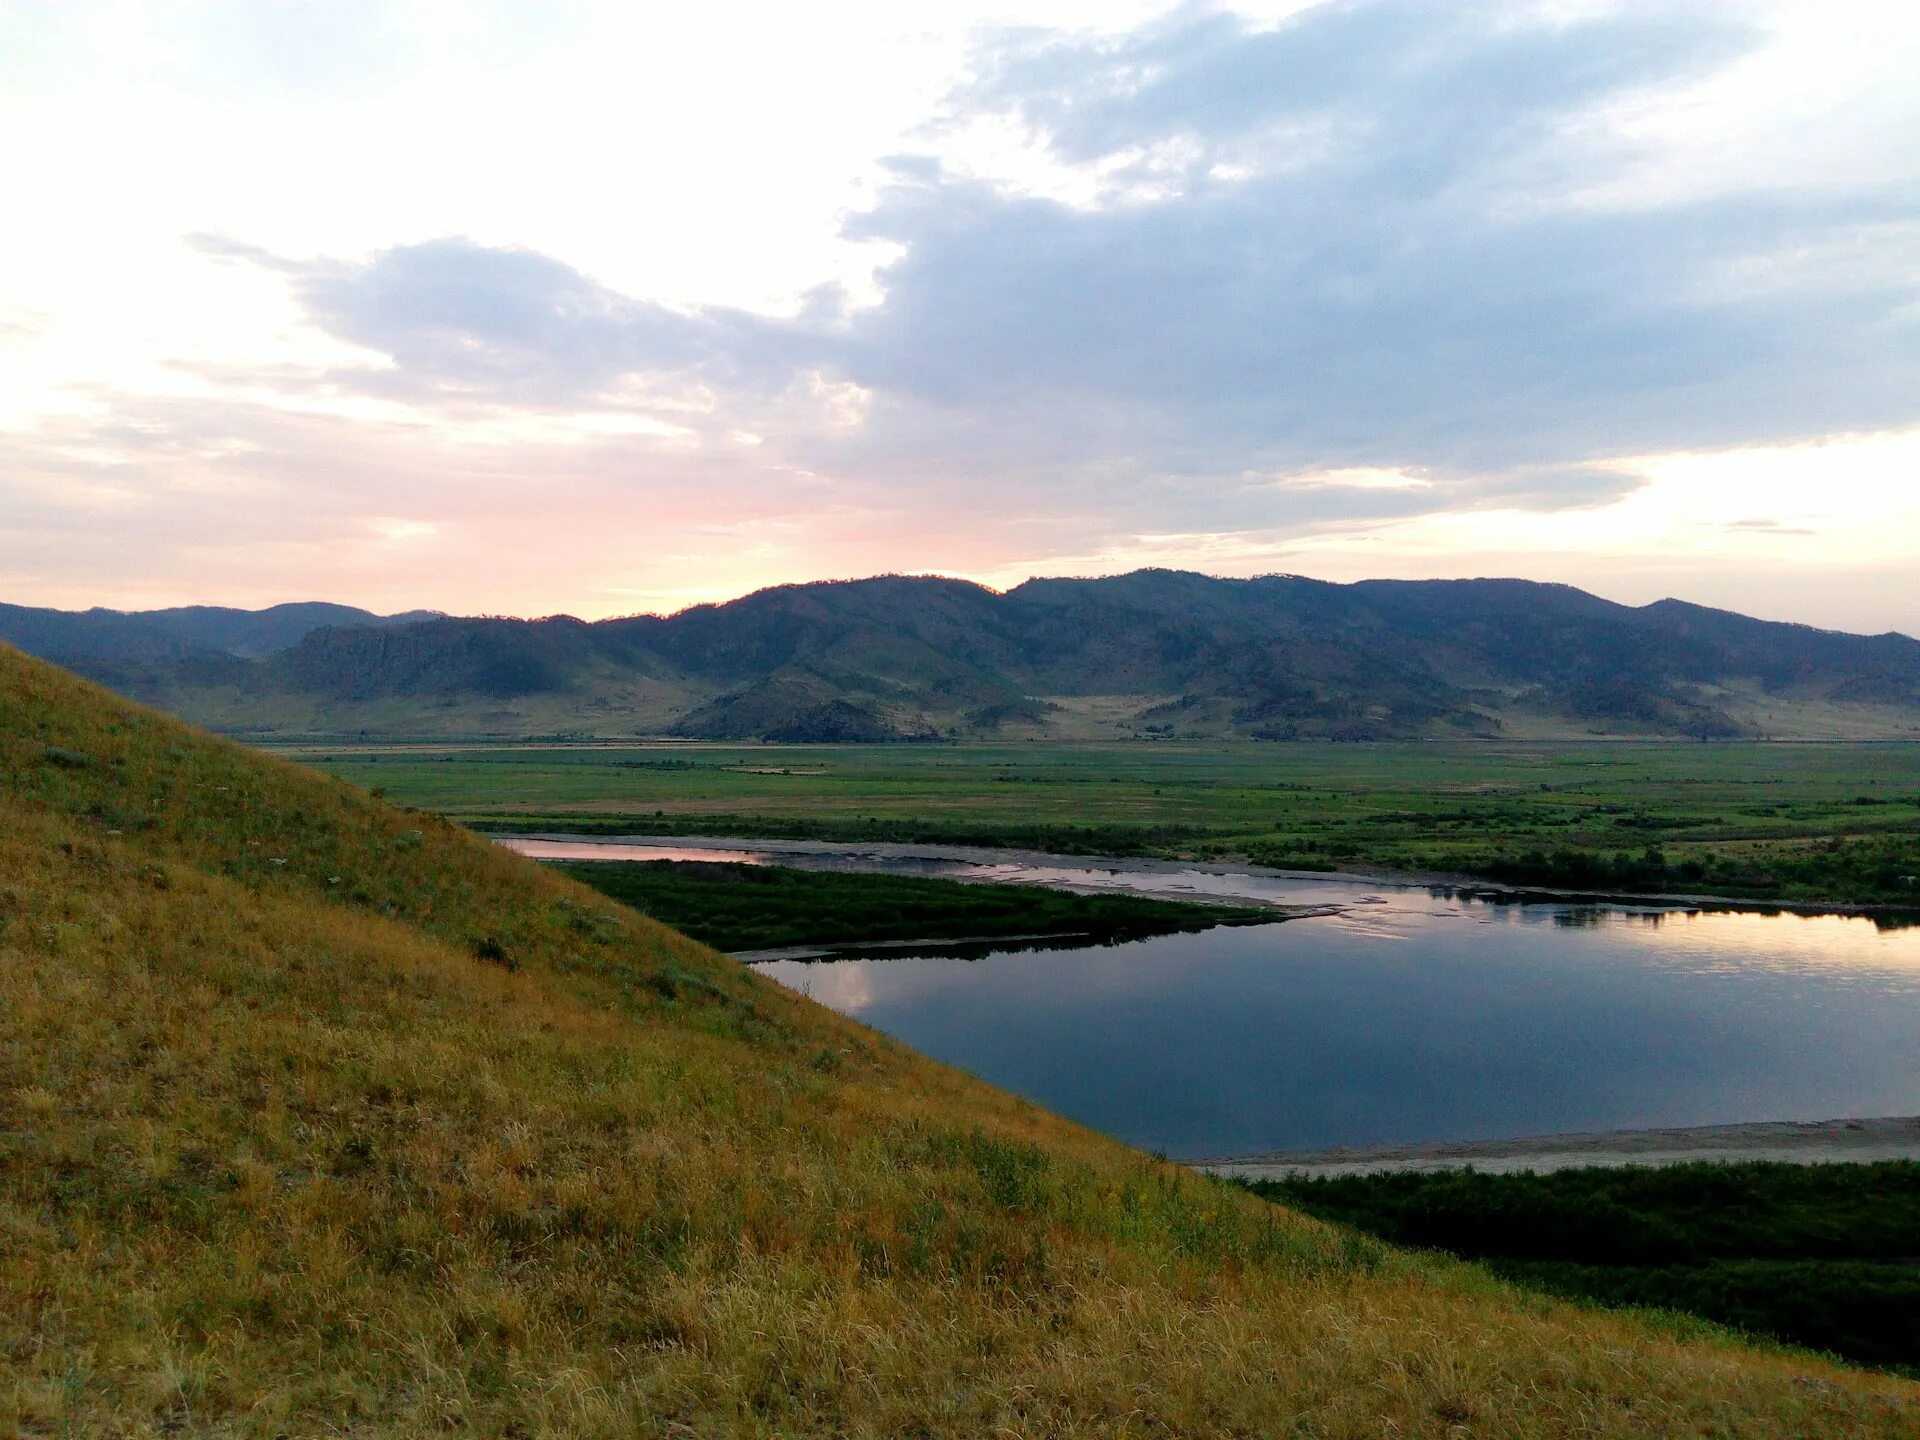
3;645;1918;1436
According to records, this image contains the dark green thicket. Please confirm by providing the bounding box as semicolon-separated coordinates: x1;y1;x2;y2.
1242;1163;1920;1373
1480;838;1920;904
556;859;1266;952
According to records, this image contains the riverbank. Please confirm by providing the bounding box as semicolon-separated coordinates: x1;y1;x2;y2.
1203;1117;1920;1180
504;832;1360;914
546;854;1280;955
498;830;1918;924
296;739;1920;910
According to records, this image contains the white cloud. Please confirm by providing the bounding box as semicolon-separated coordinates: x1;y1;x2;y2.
1;1;1917;628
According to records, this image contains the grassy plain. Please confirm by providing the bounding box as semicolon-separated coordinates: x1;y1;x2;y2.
11;646;1920;1433
278;738;1920;904
1248;1163;1920;1376
558;859;1269;953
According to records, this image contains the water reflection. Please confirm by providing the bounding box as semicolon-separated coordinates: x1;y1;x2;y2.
501;832;1920;1157
760;904;1920;1160
504;836;1909;926
503;838;769;865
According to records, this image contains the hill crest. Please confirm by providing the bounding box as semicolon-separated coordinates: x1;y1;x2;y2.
5;570;1919;740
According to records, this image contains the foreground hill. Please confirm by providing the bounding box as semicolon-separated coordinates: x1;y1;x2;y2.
3;644;1917;1434
9;572;1920;740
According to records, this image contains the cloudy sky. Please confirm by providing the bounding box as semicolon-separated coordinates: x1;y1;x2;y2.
4;1;1918;632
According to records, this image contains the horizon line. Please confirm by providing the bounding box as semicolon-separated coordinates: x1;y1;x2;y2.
9;566;1919;642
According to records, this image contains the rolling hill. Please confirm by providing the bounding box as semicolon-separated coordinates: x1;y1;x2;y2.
6;572;1920;740
3;641;1917;1434
0;599;438;664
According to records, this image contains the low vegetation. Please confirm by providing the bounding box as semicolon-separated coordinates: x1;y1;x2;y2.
293;738;1920;906
6;644;1919;1434
505;810;1215;856
555;859;1267;953
1244;1163;1920;1375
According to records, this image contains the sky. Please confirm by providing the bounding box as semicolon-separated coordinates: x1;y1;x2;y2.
3;0;1918;633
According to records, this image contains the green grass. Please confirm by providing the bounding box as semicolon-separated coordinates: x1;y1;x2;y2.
278;738;1920;905
9;646;1920;1434
554;859;1269;952
1240;1163;1920;1374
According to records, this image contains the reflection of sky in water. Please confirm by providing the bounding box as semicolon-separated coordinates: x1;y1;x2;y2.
499;836;1920;1158
763;906;1920;1161
501;838;768;864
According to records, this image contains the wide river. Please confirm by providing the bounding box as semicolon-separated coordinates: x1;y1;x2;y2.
504;836;1920;1161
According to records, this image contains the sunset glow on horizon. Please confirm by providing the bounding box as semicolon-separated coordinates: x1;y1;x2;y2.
4;1;1918;631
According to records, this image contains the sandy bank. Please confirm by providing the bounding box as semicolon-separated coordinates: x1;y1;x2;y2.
497;831;1919;922
1200;1116;1920;1180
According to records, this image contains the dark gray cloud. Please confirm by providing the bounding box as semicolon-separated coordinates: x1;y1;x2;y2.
192;234;804;408
964;2;1747;175
831;2;1918;485
193;1;1920;527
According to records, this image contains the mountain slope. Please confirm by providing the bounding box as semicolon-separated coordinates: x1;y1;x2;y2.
3;642;1915;1434
0;598;435;663
0;601;214;666
8;571;1920;739
135;600;443;658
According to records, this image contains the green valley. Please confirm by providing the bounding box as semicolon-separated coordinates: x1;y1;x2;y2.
286;737;1920;907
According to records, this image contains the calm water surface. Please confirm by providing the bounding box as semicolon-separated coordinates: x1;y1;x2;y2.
505;836;1920;1159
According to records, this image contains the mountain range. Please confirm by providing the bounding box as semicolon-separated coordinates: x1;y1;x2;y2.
5;572;1920;741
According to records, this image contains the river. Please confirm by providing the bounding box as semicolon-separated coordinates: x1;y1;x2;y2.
502;835;1920;1162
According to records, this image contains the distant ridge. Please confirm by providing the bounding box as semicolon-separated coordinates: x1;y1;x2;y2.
0;599;439;662
5;571;1919;740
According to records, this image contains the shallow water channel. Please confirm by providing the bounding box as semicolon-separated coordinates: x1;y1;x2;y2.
503;836;1920;1161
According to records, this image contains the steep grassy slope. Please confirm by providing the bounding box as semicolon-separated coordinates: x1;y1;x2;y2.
4;646;1918;1436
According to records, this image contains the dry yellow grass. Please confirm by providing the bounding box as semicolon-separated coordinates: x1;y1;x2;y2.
3;643;1918;1436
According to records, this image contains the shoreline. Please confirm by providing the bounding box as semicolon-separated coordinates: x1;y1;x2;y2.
496;829;1919;923
1199;1116;1920;1180
504;831;1354;917
730;911;1299;964
517;833;1920;1178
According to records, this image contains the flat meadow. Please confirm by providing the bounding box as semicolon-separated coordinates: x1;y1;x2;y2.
280;738;1920;905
